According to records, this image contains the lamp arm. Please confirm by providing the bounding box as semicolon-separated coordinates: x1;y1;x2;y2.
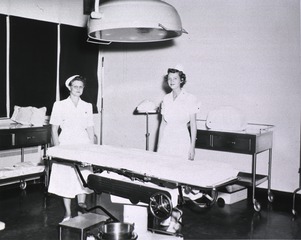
94;0;100;12
91;0;102;19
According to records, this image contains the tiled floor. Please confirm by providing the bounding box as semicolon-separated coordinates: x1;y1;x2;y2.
0;182;301;239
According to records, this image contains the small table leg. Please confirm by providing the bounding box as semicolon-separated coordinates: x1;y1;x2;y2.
252;154;261;212
59;226;62;240
267;148;274;202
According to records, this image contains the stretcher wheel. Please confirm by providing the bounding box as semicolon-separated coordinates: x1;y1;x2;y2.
268;191;274;202
149;192;173;220
217;198;225;207
253;199;261;212
20;181;27;190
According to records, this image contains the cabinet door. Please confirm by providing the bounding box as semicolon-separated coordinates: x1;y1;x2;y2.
195;131;212;149
0;133;14;149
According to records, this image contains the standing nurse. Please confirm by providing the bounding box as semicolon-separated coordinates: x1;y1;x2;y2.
157;65;200;160
48;75;95;222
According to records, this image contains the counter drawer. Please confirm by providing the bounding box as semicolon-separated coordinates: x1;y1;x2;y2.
15;129;49;147
212;134;253;154
196;130;255;154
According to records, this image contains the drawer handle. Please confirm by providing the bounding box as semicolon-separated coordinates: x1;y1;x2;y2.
27;136;36;140
225;140;236;145
210;135;213;147
11;133;15;146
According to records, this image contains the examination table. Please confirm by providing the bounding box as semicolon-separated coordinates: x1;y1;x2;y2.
47;144;240;239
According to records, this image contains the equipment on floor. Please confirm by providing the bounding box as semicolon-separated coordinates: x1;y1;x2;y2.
0;221;5;231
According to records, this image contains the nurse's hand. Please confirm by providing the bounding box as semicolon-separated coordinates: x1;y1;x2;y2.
188;148;195;161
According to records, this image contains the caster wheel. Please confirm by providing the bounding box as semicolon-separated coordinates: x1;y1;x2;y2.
292;209;297;216
20;181;27;190
268;192;274;202
217;198;225;207
253;200;261;212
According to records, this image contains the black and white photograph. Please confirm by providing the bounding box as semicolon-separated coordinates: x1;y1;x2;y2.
0;0;301;239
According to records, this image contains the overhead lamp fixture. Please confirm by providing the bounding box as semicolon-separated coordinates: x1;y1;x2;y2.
87;0;187;44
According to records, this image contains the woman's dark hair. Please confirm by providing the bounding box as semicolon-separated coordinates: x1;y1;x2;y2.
165;68;186;88
69;75;87;87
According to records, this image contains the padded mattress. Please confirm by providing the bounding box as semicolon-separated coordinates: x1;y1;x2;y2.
47;144;239;188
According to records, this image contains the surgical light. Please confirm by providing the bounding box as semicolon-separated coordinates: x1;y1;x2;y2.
87;0;187;44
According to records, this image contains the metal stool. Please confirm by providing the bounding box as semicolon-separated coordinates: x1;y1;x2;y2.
59;213;107;240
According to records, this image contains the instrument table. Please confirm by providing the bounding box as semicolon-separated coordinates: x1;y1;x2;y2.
195;120;274;211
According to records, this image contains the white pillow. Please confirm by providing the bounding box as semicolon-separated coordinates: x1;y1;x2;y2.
206;106;247;131
11;106;32;125
11;105;47;126
30;107;47;126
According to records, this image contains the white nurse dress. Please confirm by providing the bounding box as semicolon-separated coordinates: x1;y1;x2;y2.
158;89;200;159
48;97;94;198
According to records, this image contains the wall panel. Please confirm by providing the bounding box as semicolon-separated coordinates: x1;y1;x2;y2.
59;24;99;113
9;16;57;116
0;15;7;117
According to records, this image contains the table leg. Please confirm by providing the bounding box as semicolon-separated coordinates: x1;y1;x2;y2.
59;226;62;240
21;148;24;162
267;148;274;202
146;113;150;151
292;187;301;216
252;154;261;212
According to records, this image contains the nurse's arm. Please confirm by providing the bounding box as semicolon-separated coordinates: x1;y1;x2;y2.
86;126;96;144
189;113;197;160
157;117;167;148
51;124;60;146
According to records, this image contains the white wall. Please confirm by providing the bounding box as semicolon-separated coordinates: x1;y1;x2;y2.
0;0;87;26
1;0;300;193
100;0;301;193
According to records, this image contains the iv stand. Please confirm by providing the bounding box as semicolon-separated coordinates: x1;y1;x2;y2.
135;110;157;151
143;111;157;151
145;112;150;151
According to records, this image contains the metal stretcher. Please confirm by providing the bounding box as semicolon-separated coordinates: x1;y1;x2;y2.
47;144;240;237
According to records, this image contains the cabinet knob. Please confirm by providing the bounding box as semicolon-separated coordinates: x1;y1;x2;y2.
11;133;15;146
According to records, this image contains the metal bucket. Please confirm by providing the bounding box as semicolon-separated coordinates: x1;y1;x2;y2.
98;222;137;240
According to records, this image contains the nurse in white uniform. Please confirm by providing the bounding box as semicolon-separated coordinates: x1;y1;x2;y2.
157;65;200;161
157;65;200;233
48;75;95;222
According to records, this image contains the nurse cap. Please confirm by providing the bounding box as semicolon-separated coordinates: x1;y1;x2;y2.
65;75;79;90
173;64;184;72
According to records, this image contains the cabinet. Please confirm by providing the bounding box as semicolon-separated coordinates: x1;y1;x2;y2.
195;120;274;211
0;124;51;189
